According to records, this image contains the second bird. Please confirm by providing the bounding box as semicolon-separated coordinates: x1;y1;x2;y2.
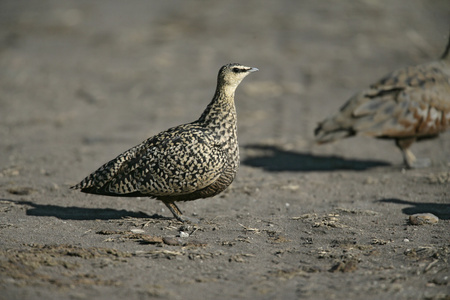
71;63;258;222
315;35;450;168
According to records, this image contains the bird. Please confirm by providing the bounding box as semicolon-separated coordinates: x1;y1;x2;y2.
314;34;450;168
71;63;258;222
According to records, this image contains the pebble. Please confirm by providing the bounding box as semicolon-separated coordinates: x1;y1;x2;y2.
409;213;439;225
163;237;182;246
363;176;378;184
179;231;189;238
7;187;35;195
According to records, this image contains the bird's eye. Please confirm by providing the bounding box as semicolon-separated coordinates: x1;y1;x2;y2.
232;67;241;73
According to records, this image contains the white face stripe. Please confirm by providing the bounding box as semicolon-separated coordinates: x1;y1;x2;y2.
228;64;259;74
232;67;250;73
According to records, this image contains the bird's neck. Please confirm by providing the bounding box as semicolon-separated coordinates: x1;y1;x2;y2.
199;85;238;129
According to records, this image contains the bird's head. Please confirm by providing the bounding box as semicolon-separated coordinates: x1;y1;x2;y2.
217;63;259;90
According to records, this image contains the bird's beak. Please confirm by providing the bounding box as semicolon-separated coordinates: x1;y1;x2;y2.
249;67;259;73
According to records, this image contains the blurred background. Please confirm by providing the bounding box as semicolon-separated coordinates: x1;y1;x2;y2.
1;0;449;183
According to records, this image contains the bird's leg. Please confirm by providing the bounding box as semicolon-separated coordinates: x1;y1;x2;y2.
163;201;184;222
163;201;199;223
395;138;430;168
396;138;416;168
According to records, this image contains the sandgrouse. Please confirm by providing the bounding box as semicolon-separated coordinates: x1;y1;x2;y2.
71;63;258;222
315;35;450;168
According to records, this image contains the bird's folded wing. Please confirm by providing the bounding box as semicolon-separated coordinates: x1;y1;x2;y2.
96;128;227;196
350;66;450;137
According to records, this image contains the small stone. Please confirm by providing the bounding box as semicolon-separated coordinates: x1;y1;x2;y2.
363;176;378;184
7;187;35;195
130;228;145;234
409;213;439;225
139;235;164;244
179;231;189;238
163;237;182;246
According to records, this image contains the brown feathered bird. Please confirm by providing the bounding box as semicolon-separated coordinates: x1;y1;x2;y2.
315;35;450;168
71;63;258;222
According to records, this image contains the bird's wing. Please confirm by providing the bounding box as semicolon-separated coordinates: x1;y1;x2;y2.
71;142;147;192
75;126;228;197
352;64;450;136
315;62;450;142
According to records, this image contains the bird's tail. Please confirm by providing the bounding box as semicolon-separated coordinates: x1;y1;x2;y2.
314;118;356;144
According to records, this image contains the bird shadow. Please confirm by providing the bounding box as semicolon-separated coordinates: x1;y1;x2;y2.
1;199;166;221
241;144;390;172
377;198;450;220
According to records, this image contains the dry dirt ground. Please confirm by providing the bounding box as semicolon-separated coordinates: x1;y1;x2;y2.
0;1;449;299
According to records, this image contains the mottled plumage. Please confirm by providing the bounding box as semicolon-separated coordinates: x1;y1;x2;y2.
315;35;450;168
71;63;258;221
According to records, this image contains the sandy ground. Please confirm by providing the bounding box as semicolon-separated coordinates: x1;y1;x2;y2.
1;1;449;299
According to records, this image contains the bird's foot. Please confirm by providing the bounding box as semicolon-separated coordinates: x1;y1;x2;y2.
177;215;201;224
402;148;431;169
164;201;200;224
405;157;431;169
